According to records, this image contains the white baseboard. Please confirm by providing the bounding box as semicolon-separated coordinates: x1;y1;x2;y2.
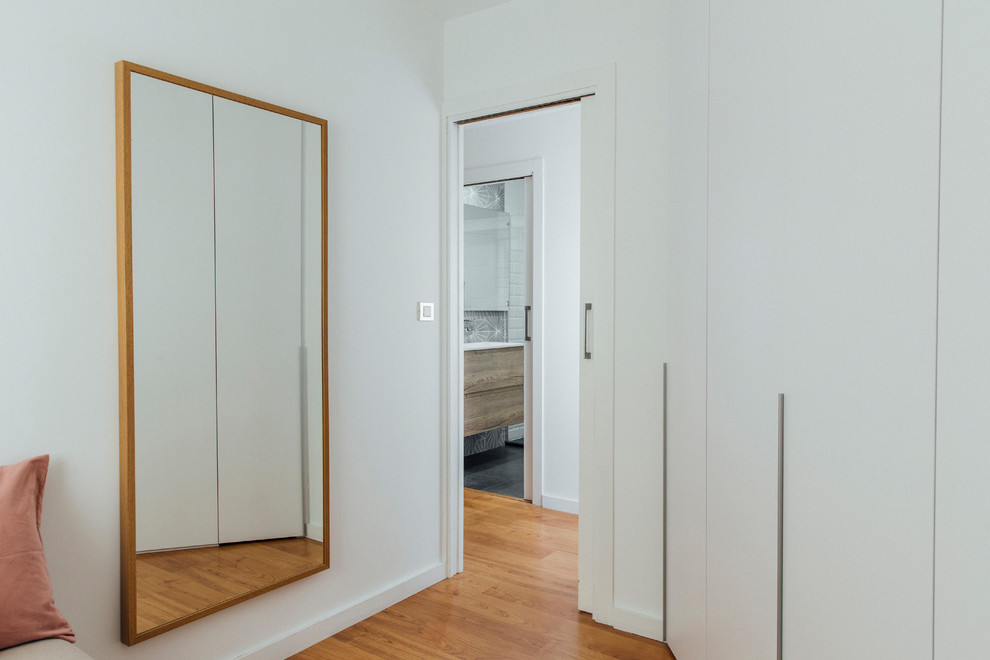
237;562;447;660
305;523;323;542
611;606;663;642
541;494;578;515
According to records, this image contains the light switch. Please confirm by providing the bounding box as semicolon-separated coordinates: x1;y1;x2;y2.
418;302;435;321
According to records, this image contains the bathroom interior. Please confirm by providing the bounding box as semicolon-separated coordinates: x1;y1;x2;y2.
463;178;529;499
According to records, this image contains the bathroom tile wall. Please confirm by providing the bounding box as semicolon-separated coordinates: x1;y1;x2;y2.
464;182;510;312
464;427;507;456
464;310;507;343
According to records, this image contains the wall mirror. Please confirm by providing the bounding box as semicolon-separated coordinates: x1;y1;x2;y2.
115;61;328;645
463;182;511;311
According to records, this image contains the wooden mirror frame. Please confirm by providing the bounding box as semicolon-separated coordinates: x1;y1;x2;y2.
115;61;329;645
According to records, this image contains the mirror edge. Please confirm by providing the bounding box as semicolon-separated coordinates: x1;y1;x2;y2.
115;60;331;646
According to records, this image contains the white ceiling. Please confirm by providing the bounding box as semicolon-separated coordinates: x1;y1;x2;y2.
415;0;516;21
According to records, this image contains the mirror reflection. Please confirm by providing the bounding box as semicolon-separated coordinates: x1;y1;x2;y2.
117;62;328;645
463;182;514;312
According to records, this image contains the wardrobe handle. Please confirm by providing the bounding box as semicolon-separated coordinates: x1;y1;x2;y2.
524;305;532;342
777;393;784;660
662;362;668;641
584;303;592;359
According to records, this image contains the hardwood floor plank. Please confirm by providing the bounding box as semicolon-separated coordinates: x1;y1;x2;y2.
291;634;384;660
135;538;322;633
291;490;674;659
333;619;466;660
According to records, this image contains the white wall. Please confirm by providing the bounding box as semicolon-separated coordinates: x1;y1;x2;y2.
463;103;582;510
447;0;666;626
0;2;444;658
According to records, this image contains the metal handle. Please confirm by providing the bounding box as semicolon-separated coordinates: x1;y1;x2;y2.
583;303;592;359
525;305;532;342
662;362;668;641
777;393;784;660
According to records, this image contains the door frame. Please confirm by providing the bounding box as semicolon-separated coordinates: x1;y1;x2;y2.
440;64;616;622
464;162;543;505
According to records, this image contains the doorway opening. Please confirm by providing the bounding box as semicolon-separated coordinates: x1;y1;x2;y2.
443;64;616;622
462;176;532;500
458;102;582;512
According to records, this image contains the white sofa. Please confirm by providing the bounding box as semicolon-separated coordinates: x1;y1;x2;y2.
0;640;93;660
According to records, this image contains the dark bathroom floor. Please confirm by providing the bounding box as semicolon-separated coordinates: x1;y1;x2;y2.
463;444;524;499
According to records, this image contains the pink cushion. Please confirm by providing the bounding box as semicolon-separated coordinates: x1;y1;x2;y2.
0;455;75;650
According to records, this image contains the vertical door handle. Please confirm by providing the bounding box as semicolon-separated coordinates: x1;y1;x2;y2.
584;303;592;359
662;362;668;641
777;393;785;660
525;305;532;342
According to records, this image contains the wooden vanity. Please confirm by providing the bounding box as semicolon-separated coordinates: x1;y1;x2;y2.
464;344;524;436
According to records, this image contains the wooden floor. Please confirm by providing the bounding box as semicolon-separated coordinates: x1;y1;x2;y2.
292;489;675;659
136;537;323;634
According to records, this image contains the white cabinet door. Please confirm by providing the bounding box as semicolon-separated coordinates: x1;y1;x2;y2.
214;98;305;544
708;2;941;658
772;3;941;658
131;74;219;553
707;4;789;658
935;2;990;656
664;0;710;657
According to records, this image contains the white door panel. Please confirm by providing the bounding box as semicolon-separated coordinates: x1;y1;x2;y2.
773;2;940;657
131;74;219;553
707;2;940;658
664;0;710;654
214;98;305;544
935;1;990;656
708;2;788;656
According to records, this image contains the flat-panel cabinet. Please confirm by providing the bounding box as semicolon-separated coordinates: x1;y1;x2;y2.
934;2;990;656
771;3;941;657
707;3;788;657
697;2;941;659
664;0;711;657
668;4;990;659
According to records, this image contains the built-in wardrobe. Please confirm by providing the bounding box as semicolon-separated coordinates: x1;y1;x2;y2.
666;2;990;658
